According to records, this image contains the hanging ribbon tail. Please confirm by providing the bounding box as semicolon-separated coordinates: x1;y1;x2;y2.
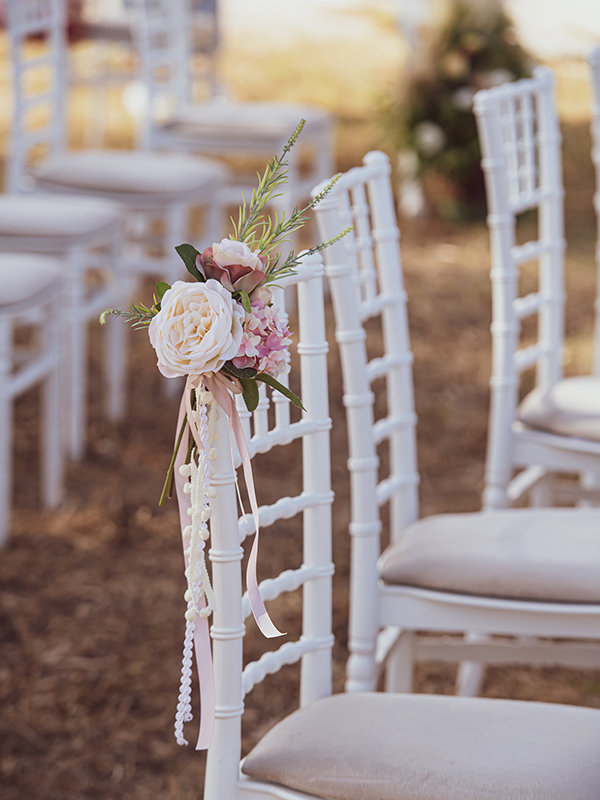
174;382;215;750
204;373;284;639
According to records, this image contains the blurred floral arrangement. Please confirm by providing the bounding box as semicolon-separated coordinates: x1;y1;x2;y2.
384;0;532;219
101;120;346;749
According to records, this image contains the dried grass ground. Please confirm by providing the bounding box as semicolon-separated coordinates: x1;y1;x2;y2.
2;21;600;800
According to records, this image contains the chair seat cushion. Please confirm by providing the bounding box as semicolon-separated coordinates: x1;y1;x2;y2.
0;253;63;306
378;508;600;602
518;376;600;442
161;100;332;148
0;194;123;242
34;150;227;201
242;693;600;800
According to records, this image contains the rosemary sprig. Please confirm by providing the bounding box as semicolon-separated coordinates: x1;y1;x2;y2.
99;282;169;328
231;119;306;247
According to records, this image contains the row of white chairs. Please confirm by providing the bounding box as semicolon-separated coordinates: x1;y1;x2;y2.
0;0;334;545
196;149;600;800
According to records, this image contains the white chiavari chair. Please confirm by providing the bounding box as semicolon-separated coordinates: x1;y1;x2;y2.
475;66;600;509
313;150;600;703
0;253;65;545
128;0;334;227
199;252;600;800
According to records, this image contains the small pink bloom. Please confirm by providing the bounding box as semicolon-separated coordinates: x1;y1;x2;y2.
233;298;291;378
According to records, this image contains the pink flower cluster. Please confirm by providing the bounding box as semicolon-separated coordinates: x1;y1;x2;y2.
233;298;291;378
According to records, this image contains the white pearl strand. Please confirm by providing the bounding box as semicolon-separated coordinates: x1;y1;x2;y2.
174;387;216;746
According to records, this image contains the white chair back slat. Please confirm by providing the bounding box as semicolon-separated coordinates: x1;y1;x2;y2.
512;239;551;265
514;342;554;373
349;180;378;305
237;488;332;542
474;67;567;508
514;291;544;319
242;635;335;698
241;564;330;621
234;394;252;443
204;252;333;799
520;91;537;197
252;381;270;439
501;95;524;203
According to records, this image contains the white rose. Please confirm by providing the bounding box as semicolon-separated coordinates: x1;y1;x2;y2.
212;237;264;271
148;279;244;378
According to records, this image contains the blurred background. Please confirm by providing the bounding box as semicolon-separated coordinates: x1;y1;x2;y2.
2;1;600;798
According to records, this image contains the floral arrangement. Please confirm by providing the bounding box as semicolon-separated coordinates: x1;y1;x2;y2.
382;0;532;219
101;121;346;749
102;120;344;502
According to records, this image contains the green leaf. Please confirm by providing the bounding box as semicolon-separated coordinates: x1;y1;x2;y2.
240;377;259;412
237;290;251;313
223;363;258;380
156;281;170;300
175;243;204;282
256;373;305;411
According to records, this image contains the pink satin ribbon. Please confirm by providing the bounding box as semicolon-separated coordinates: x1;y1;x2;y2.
174;371;282;749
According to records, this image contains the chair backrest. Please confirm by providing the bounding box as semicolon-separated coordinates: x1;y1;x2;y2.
473;66;566;507
201;252;333;799
5;0;70;192
588;47;600;376
129;0;217;149
312;151;419;690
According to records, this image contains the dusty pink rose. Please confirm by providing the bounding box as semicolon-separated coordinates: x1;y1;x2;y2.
197;238;267;294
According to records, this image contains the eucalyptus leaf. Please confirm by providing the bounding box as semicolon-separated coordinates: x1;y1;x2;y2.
256;373;305;411
175;243;204;282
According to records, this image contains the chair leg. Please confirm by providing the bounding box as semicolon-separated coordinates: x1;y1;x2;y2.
65;248;88;460
0;317;12;547
104;234;128;423
529;475;554;506
105;312;128;422
578;470;600;507
384;631;415;693
456;632;488;697
42;310;64;509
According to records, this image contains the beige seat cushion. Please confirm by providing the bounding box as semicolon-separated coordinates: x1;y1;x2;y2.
0;194;123;242
0;253;63;306
164;100;331;142
242;693;600;800
518;376;600;442
378;508;600;602
35;150;227;201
